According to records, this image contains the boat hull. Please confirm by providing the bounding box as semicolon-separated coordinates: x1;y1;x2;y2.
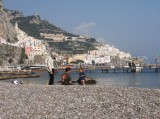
131;66;143;72
78;79;97;85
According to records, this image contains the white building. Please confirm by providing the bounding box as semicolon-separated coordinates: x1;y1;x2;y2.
84;54;110;64
0;37;7;44
89;44;131;59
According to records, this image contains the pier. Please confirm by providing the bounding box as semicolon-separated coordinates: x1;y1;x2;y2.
1;64;160;73
82;64;160;73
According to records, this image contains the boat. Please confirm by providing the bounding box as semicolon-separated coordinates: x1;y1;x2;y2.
77;76;97;85
131;66;143;72
130;58;143;72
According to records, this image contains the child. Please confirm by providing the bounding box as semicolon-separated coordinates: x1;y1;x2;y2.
79;67;86;85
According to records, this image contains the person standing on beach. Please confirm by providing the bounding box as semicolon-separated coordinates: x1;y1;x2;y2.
78;67;86;85
45;54;58;85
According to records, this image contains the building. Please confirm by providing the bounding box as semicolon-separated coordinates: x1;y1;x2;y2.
14;22;48;61
40;33;65;42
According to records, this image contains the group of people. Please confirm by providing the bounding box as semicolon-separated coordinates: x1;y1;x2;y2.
45;54;86;85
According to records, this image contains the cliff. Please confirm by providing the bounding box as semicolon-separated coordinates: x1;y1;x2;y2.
0;45;23;66
0;0;18;43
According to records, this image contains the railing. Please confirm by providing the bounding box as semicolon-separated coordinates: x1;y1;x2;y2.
0;66;31;72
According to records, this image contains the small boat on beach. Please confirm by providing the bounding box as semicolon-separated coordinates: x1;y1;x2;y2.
77;76;97;85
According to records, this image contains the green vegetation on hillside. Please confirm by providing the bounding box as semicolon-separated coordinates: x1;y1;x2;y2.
49;40;97;55
11;15;78;39
11;15;97;55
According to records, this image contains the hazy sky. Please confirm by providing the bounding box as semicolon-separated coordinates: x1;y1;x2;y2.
3;0;160;62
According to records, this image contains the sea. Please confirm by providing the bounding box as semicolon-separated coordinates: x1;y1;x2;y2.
1;69;160;89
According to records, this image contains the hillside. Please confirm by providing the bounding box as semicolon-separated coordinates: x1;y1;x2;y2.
0;10;18;43
0;0;97;65
10;14;79;39
10;14;97;54
0;45;24;66
0;1;24;66
0;0;133;66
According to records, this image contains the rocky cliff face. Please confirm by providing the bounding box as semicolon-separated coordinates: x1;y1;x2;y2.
0;0;18;43
0;45;22;66
0;0;23;66
0;0;3;12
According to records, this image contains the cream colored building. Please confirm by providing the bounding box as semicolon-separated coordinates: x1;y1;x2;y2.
40;33;65;42
68;54;87;63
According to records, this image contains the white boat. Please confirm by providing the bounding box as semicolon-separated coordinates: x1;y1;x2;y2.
129;57;143;72
131;66;143;72
110;65;115;69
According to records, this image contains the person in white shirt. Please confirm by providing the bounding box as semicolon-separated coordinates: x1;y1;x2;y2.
45;54;58;85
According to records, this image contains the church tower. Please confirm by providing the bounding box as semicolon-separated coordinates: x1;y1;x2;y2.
15;22;18;29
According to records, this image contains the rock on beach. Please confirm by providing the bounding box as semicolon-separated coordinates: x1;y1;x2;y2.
0;83;160;119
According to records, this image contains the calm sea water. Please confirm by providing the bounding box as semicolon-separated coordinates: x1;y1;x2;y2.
1;69;160;89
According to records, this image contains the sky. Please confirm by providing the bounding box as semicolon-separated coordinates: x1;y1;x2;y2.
3;0;160;63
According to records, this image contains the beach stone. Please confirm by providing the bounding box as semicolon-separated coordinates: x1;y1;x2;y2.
0;83;160;119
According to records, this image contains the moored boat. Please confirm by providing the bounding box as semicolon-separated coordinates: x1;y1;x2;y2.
77;76;97;85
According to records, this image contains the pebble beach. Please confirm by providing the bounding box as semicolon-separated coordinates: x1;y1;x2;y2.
0;83;160;119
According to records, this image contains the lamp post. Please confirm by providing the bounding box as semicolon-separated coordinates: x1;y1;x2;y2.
155;58;159;72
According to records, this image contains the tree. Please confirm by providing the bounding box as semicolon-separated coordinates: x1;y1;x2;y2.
8;58;13;64
19;48;25;64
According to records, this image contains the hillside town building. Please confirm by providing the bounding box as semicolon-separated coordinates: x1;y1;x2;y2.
40;33;65;42
14;22;47;61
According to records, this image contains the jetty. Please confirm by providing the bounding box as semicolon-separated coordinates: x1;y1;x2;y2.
14;63;160;73
83;64;160;73
0;66;40;80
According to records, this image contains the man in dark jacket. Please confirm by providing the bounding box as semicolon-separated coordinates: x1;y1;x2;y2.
62;67;72;85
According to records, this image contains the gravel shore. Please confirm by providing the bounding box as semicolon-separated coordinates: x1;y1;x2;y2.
0;83;160;119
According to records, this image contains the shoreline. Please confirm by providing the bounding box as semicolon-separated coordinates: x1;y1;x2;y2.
0;83;160;118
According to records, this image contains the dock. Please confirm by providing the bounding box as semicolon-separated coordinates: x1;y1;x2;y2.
81;64;160;73
21;64;160;73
